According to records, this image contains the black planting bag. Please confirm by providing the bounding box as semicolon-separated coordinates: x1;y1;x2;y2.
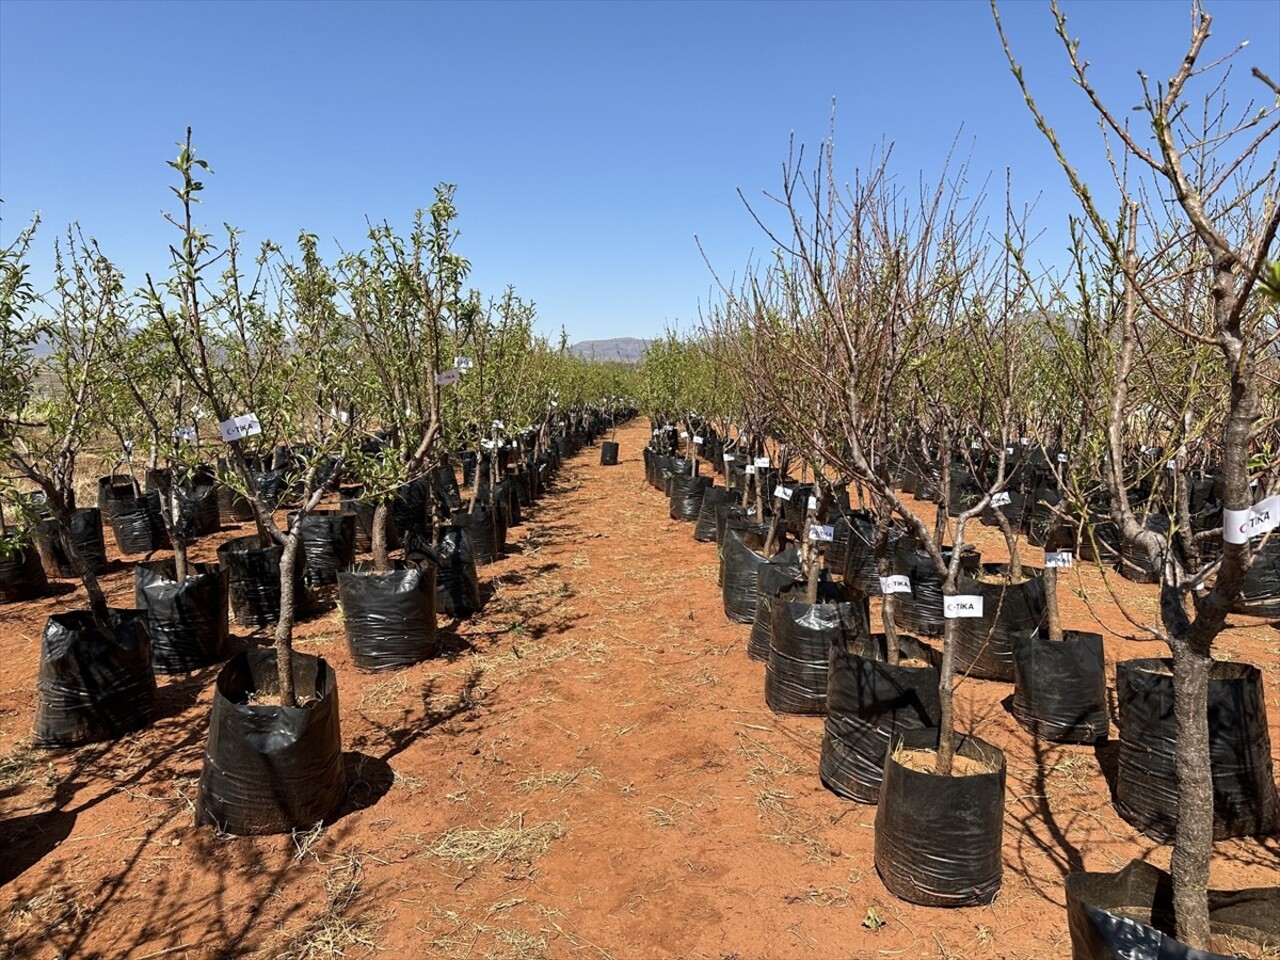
600;441;620;466
409;526;482;618
196;649;347;835
0;542;49;603
747;547;801;662
765;586;871;716
874;729;1006;907
216;534;310;628
135;559;231;674
34;608;156;747
34;508;107;578
721;527;771;624
1115;658;1280;842
694;486;731;543
290;510;356;587
1011;629;1107;743
1065;859;1280;960
669;475;712;522
1232;531;1280;619
954;564;1046;682
338;563;437;671
452;508;502;566
893;539;981;638
821;634;940;803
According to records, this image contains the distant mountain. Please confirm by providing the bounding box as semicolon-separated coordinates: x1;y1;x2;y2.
569;337;651;363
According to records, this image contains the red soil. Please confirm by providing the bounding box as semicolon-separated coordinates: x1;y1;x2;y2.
2;419;1277;960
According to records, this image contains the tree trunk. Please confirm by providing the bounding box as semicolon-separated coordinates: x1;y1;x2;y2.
54;513;110;628
1044;565;1062;641
874;517;899;666
273;532;302;708
992;506;1022;583
371;500;392;572
1170;638;1214;947
935;604;959;776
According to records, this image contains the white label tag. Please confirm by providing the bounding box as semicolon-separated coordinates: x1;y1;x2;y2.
218;413;262;442
807;495;817;510
970;441;981;450
680;431;689;438
454;356;474;372
944;595;984;618
1020;437;1030;446
122;440;134;454
1166;460;1176;471
481;438;496;449
774;485;793;501
435;369;461;386
880;575;912;594
746;465;756;475
492;419;505;430
1045;551;1074;568
693;435;704;445
991;492;1011;507
1223;495;1280;545
1057;453;1068;463
1006;447;1015;456
808;523;835;543
722;453;734;462
754;457;771;468
173;426;198;442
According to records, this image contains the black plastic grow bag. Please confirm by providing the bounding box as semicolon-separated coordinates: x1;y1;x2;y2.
337;563;437;671
1118;515;1170;585
669;475;712;522
0;542;48;603
290;510;356;588
874;729;1006;907
1065;859;1280;960
1232;531;1280;619
452;508;501;566
954;564;1046;682
34;608;156;747
1115;658;1280;842
216;535;310;628
722;527;771;624
104;488;170;555
747;547;802;662
340;488;399;554
195;648;347;835
842;511;903;599
765;589;871;715
821;634;940;803
893;539;981;638
134;559;231;674
600;441;620;466
1011;629;1107;743
419;526;483;618
34;508;108;578
694;487;731;543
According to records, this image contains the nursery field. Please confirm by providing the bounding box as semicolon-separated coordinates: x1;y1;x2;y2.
2;421;1279;960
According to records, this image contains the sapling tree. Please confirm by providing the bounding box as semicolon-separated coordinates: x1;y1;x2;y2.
1;222;126;625
995;1;1280;943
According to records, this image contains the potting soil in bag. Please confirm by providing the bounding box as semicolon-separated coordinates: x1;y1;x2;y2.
954;564;1046;682
1011;629;1107;743
338;563;437;671
694;486;731;543
748;546;802;662
874;729;1006;907
821;633;940;803
196;648;347;835
1065;859;1280;960
34;608;156;747
0;542;48;603
1116;658;1280;842
135;560;231;674
765;587;872;715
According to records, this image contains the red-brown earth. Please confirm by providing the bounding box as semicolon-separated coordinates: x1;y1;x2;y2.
2;419;1278;959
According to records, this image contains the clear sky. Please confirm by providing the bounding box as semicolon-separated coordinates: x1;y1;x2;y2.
1;0;1276;343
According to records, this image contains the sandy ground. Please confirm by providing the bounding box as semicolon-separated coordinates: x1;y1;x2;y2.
2;419;1278;960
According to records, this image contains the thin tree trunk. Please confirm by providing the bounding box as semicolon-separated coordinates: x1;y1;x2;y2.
935;601;958;776
1044;565;1062;641
273;532;303;708
1170;638;1213;946
371;501;392;572
992;506;1022;583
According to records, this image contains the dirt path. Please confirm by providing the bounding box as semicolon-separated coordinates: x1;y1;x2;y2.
2;419;1278;960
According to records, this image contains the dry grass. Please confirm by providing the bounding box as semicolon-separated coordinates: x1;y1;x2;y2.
515;766;601;794
422;814;565;867
0;885;89;960
357;674;409;713
273;854;384;960
0;739;51;793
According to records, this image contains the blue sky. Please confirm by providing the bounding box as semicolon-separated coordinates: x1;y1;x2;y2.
1;0;1276;343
